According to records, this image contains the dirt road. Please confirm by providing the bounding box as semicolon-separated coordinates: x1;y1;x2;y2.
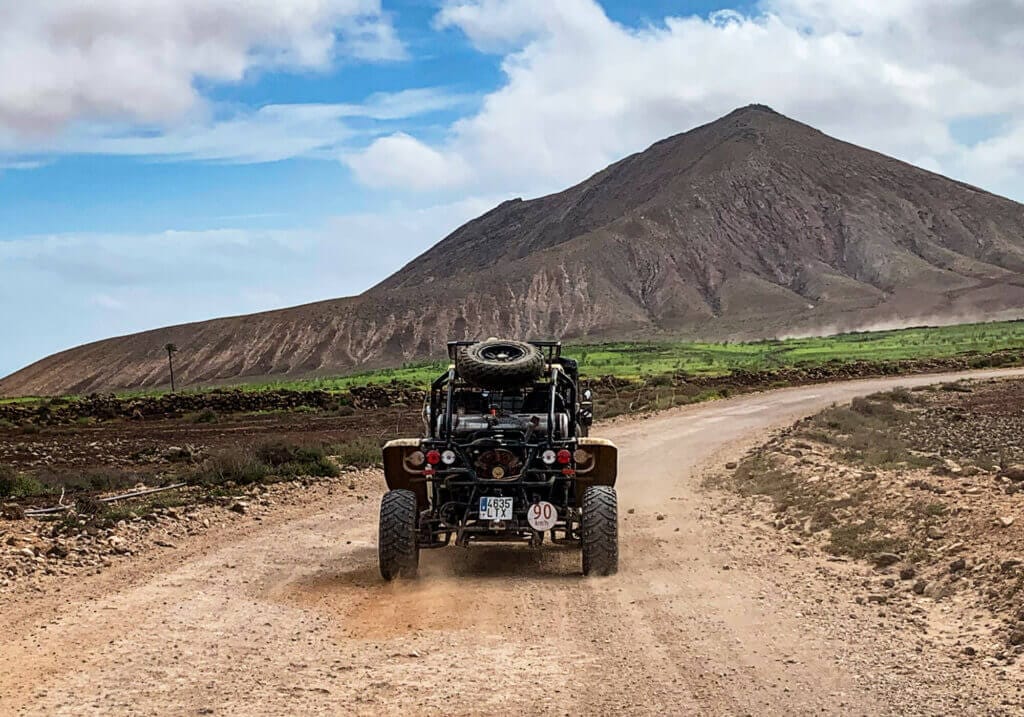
3;370;1023;716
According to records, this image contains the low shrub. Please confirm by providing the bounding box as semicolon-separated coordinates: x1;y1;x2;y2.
881;387;921;404
850;395;899;418
34;468;142;494
190;439;344;485
0;465;47;498
190;448;270;487
256;440;339;477
645;373;674;387
826;520;907;559
328;437;382;468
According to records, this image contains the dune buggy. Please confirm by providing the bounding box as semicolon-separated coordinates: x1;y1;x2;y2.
378;339;619;579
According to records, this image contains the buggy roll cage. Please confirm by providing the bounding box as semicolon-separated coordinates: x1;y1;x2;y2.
429;340;578;445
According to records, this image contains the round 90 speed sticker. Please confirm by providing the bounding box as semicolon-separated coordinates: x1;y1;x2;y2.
527;501;558;531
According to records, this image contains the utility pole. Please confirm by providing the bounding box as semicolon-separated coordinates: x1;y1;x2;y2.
164;343;179;392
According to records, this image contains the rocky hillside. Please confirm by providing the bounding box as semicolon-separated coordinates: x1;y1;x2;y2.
5;104;1024;396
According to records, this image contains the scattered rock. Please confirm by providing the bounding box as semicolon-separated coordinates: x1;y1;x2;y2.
949;557;967;573
1001;465;1024;482
926;525;946;540
229;501;249;515
2;503;26;520
873;552;901;568
912;580;928;595
899;566;916;581
725;462;738;470
997;516;1015;528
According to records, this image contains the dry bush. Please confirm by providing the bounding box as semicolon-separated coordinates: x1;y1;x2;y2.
190;448;270;487
327;437;382;468
0;465;46;498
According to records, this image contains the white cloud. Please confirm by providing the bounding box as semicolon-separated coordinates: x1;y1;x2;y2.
0;88;467;164
347;0;1024;202
0;196;501;377
347;133;472;190
0;0;404;135
0;159;46;171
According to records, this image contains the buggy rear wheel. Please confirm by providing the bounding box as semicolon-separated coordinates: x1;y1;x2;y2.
379;489;419;580
581;485;618;576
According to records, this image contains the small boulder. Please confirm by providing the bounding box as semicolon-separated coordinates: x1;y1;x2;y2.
1001;465;1024;482
873;552;901;568
1;503;26;520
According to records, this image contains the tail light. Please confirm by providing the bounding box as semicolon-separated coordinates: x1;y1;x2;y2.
556;449;572;465
426;450;442;465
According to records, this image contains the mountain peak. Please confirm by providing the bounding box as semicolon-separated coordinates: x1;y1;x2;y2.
726;103;781;118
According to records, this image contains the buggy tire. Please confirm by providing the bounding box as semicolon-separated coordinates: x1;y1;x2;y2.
458;339;545;390
582;485;618;576
379;489;419;581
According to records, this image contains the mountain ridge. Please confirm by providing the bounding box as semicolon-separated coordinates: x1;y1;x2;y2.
5;104;1024;396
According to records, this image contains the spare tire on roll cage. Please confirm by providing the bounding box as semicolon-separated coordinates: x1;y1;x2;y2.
457;339;545;390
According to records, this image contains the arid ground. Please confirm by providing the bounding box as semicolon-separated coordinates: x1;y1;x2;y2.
2;369;1023;715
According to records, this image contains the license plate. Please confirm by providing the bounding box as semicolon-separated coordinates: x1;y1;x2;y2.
479;496;513;521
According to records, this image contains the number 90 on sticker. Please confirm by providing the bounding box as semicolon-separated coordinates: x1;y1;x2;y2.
527;501;558;531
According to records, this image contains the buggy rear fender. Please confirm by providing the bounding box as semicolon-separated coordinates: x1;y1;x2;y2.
382;439;428;508
574;437;617;502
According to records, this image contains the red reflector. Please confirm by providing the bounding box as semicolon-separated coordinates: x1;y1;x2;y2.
561;468;575;476
556;449;572;465
426;450;442;465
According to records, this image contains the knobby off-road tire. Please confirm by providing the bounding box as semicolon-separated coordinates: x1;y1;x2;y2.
581;485;618;576
379;489;419;581
458;339;545;390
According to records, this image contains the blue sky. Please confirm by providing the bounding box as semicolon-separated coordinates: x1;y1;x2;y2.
1;0;1022;378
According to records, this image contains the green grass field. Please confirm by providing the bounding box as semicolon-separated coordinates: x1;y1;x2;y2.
10;319;1024;403
197;319;1024;393
0;396;44;406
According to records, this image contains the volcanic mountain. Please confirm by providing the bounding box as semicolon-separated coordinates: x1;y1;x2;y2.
5;104;1024;396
